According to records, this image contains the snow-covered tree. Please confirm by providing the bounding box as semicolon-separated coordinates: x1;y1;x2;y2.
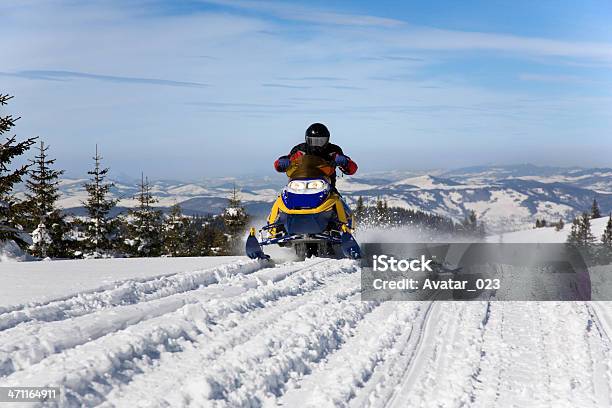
591;198;601;219
161;203;189;257
0;94;36;248
82;145;117;257
123;174;162;257
30;222;52;258
555;218;564;231
221;185;248;254
23;141;70;257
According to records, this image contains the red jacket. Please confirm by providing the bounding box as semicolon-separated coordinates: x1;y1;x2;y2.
274;142;358;183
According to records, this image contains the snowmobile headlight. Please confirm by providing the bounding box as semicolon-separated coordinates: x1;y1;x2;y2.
288;180;307;191
307;180;326;190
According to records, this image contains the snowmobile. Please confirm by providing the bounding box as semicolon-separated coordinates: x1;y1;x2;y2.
246;154;361;260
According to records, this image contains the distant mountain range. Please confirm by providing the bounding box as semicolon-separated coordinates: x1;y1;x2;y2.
16;164;612;233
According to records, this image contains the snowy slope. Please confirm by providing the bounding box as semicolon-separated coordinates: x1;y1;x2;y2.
0;256;243;306
487;215;611;243
1;256;612;407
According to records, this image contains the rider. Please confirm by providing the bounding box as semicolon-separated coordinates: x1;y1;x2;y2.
274;123;357;187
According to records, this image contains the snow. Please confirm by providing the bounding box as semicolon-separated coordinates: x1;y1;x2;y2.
0;241;31;263
167;184;212;195
488;215;611;243
335;178;378;192
0;256;244;306
392;175;443;189
465;190;532;230
1;251;612;406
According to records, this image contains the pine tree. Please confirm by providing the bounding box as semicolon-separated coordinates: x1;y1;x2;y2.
222;185;248;254
535;219;541;228
375;197;388;224
579;212;597;246
82;145;117;257
355;196;365;222
567;217;581;246
555;218;564;231
568;212;596;247
591;198;601;219
25;142;63;224
30;223;52;258
124;174;162;257
0;94;37;247
602;214;612;248
24;141;68;257
162;203;189;257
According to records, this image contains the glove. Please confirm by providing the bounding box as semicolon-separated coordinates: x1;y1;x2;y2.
334;154;349;167
276;157;291;171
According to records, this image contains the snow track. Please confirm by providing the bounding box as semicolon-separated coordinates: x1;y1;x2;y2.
1;257;612;407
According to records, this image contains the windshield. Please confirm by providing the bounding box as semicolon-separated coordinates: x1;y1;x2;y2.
286;154;335;181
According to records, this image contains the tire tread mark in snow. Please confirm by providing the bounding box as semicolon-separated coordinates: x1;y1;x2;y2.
380;300;438;408
0;258;332;379
584;302;612;407
103;262;365;407
0;259;358;407
0;259;268;332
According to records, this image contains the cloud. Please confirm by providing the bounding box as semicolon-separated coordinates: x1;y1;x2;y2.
187;101;292;108
518;73;599;84
276;76;345;81
365;27;612;62
360;55;425;62
262;83;312;89
198;0;404;27
1;70;208;88
202;0;612;63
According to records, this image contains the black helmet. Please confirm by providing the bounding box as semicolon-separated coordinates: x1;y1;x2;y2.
305;123;330;148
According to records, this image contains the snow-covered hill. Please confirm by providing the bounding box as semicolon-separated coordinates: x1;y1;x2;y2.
15;164;612;232
487;215;612;243
1;256;611;407
444;164;612;192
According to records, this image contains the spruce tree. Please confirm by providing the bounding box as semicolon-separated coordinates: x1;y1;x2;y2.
568;212;596;247
355;196;365;222
567;217;581;246
124;174;162;257
25;141;63;223
222;185;248;254
162;203;189;257
579;212;597;246
375;197;388;225
24;141;67;257
0;94;37;247
602;214;612;248
82;145;117;257
591;198;601;219
30;223;52;258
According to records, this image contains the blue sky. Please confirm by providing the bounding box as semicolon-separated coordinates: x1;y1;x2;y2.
1;0;611;180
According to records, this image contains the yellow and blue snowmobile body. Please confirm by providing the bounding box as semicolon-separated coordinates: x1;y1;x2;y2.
246;155;361;260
